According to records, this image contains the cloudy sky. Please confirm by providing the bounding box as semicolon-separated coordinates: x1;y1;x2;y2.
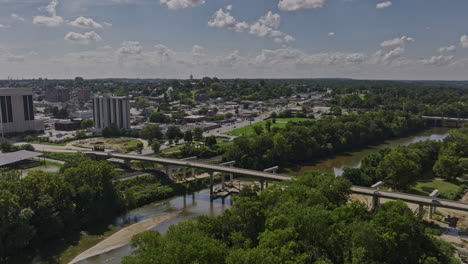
1;0;468;80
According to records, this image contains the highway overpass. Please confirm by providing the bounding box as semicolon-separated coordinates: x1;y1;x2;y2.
85;151;468;214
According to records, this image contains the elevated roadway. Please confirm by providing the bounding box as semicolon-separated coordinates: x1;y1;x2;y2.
86;151;468;212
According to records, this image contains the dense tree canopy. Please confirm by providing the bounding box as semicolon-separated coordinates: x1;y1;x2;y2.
225;110;424;170
122;172;457;264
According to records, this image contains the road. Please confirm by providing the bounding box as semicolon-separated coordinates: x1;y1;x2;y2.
204;99;313;137
85;151;468;213
86;151;291;182
351;186;468;212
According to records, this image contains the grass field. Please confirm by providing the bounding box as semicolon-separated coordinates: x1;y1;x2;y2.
73;137;141;153
29;140;68;146
411;176;468;200
162;137;233;153
225;117;313;136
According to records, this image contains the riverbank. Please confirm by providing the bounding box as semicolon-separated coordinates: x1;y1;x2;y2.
69;213;178;264
285;127;450;176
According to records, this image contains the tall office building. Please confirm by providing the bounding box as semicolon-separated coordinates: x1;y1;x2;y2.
93;94;130;131
0;87;44;135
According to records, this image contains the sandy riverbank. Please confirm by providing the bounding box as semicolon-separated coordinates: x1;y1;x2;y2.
68;213;178;264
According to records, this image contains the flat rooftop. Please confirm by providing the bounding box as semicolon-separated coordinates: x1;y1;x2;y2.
0;150;43;167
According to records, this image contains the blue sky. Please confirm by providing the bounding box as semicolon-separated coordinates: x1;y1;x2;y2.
1;0;468;79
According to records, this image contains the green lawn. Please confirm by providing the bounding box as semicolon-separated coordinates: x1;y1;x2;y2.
28;140;68;146
411;177;468;200
224;117;313;136
162;144;185;153
162;137;233;153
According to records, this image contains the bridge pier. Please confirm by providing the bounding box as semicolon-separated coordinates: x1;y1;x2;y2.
370;181;383;211
371;195;380;211
220;161;236;186
418;204;424;218
429;189;439;219
263;166;279;190
165;164;170;177
210;171;214;199
221;174;225;189
260;180;265;190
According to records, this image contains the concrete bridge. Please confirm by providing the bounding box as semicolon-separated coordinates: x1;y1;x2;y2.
85;151;288;198
422;116;468;127
85;151;468;215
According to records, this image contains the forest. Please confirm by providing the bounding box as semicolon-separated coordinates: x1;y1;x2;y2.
224;110;425;170
343;125;468;193
122;172;458;264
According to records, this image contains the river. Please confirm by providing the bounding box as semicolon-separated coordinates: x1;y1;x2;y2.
77;186;232;264
291;127;450;176
77;127;450;263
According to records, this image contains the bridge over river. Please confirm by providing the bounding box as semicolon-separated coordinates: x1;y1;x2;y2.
85;151;468;216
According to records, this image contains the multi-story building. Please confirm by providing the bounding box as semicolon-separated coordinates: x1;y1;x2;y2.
0;87;44;136
45;86;70;103
77;88;91;102
93;94;130;131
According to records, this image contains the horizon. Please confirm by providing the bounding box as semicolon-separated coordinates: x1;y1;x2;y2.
1;0;468;80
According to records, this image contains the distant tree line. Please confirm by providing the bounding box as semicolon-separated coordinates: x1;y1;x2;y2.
224;110;425;171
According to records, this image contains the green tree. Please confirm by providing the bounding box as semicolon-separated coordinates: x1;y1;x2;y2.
193;127;204;141
151;141;161;153
64;160;119;225
19;171;75;239
0;139;16;153
136;142;144;154
149;112;170;123
377;150;420;191
184;130;193;142
265;120;272;133
433;155;463;182
102;123;121;137
141;124;163;143
0;190;35;259
19;144;35;151
166;126;183;140
205;136;217;147
252;124;263;135
81;118;94;129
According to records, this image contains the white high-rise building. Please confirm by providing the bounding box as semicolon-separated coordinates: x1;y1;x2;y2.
0;87;44;136
93;94;130;131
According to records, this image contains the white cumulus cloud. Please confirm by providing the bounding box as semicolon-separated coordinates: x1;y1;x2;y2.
160;0;205;9
278;0;326;11
461;35;468;48
209;8;294;43
208;8;249;32
118;41;143;55
33;0;64;27
376;1;392;9
421;55;454;66
438;45;456;53
64;31;102;44
328;32;335;36
69;17;103;29
11;13;25;22
380;36;415;47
